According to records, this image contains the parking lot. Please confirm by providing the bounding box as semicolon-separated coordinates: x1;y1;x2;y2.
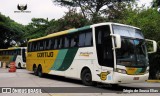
0;68;160;96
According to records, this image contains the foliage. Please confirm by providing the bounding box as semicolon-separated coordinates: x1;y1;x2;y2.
46;8;89;34
24;18;49;39
53;0;134;22
152;0;160;7
0;13;25;48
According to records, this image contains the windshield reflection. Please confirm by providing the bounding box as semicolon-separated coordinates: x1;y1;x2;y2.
116;37;148;67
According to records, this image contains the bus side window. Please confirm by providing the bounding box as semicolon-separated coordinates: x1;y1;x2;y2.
35;42;38;51
44;39;49;50
61;37;65;48
71;34;78;47
64;36;70;48
31;43;34;51
54;39;58;49
71;37;75;47
59;37;64;49
85;32;93;46
37;42;40;51
44;40;46;50
50;38;55;50
40;40;44;51
48;39;52;50
57;38;61;49
79;33;85;47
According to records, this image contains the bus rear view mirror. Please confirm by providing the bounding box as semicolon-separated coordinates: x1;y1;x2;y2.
110;34;121;49
145;39;157;53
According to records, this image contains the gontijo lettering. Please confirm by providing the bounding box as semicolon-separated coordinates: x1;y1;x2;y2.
37;52;53;57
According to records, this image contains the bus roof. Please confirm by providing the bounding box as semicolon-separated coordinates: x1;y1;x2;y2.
28;22;140;42
0;47;26;51
91;22;140;29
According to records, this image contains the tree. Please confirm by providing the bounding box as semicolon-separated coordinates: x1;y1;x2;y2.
152;0;160;7
0;13;25;48
53;0;134;22
24;18;49;39
45;8;89;34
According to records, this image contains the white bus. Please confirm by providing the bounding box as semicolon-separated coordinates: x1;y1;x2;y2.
0;47;27;68
26;22;157;85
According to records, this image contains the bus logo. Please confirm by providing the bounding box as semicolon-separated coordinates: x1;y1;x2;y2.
97;71;110;81
37;52;54;57
79;52;93;57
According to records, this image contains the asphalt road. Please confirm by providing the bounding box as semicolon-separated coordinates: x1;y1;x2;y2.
0;68;160;96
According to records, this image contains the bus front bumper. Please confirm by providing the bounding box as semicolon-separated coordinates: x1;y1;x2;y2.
113;72;149;84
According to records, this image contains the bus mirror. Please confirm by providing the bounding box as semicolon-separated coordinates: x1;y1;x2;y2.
110;34;121;49
145;39;157;53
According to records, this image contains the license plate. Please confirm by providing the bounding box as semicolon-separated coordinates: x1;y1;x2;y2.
133;77;139;80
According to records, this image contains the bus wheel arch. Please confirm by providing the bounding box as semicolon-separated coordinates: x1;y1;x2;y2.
33;64;38;76
37;64;43;77
81;67;93;86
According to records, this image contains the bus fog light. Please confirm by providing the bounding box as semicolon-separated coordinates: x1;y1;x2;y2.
116;68;127;74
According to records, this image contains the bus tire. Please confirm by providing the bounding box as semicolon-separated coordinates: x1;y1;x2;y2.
33;65;38;76
37;65;43;77
81;69;93;86
111;84;119;88
18;63;22;69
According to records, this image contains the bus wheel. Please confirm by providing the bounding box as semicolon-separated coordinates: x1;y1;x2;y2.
37;65;43;77
111;84;119;88
81;69;93;86
33;66;38;76
18;63;22;69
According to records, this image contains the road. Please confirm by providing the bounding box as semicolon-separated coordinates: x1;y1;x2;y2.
0;68;160;96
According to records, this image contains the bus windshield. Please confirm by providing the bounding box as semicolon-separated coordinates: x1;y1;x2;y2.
113;25;148;67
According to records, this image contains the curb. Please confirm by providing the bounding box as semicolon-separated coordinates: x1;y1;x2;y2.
146;80;160;83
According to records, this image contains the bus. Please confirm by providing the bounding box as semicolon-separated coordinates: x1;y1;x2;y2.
26;22;157;85
0;47;27;68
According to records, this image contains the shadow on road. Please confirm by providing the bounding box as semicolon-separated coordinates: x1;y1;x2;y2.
29;72;144;93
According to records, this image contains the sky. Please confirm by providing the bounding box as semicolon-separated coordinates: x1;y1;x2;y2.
0;0;68;25
0;0;153;25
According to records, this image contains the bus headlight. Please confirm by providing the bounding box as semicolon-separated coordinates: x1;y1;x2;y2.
116;68;127;74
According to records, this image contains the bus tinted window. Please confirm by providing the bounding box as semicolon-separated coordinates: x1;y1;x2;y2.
85;32;92;46
79;33;85;47
64;37;70;48
71;34;78;47
54;39;58;49
27;28;93;52
39;40;44;50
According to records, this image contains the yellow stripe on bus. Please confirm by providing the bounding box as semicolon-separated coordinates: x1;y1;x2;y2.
27;50;59;73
